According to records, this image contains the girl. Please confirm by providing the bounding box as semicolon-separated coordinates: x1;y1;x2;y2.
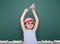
20;6;39;44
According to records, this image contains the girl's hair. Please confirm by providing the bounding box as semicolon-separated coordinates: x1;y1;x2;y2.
24;17;34;24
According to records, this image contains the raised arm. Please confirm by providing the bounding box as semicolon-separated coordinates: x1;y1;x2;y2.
20;8;29;32
32;8;39;32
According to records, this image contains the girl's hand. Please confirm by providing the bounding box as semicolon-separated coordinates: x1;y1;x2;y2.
24;8;29;13
29;3;35;12
31;8;35;12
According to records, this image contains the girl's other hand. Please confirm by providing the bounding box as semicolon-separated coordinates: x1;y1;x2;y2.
24;8;29;13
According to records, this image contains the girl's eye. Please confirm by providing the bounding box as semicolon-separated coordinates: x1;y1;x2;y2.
28;23;30;24
31;23;33;24
27;22;33;24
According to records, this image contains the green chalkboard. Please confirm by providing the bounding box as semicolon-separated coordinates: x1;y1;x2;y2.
0;0;60;41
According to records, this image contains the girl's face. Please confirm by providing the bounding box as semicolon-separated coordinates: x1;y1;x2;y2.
25;21;34;29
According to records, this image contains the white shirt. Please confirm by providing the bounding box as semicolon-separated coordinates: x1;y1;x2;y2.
24;29;37;44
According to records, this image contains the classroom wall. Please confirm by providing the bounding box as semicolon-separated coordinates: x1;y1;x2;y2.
0;0;60;41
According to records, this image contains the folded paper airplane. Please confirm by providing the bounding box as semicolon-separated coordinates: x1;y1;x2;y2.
29;3;35;8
